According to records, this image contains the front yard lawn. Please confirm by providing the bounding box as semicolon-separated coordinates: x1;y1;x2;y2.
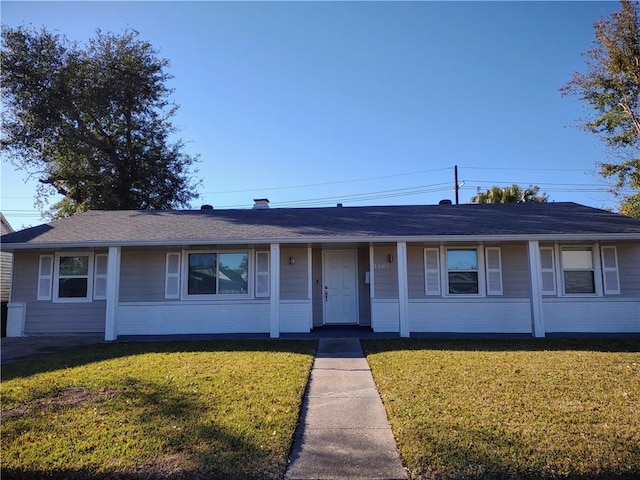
1;340;316;480
364;338;640;480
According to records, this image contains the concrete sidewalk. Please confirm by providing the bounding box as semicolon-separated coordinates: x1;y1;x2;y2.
286;338;406;480
1;335;103;364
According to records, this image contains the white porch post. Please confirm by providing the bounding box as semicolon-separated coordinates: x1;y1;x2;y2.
527;240;545;338
104;246;121;341
396;241;410;338
270;243;280;338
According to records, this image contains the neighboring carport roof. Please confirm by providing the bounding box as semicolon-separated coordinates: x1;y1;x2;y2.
1;202;639;249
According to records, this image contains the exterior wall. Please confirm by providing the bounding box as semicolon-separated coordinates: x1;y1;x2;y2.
1;216;14;303
9;240;638;337
279;300;312;333
408;299;532;333
11;252;105;335
372;245;398;299
543;298;639;333
119;248;167;302
312;248;323;328
117;301;270;335
617;242;640;296
371;299;400;332
357;247;371;327
280;247;309;300
407;245;428;298
407;243;530;299
499;243;530;297
1;250;12;302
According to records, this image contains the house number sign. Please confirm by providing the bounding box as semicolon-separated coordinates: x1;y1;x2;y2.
374;263;392;270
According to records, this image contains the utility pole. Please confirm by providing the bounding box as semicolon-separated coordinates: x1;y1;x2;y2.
454;165;459;205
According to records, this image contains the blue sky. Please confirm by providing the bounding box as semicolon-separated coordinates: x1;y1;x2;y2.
0;1;624;229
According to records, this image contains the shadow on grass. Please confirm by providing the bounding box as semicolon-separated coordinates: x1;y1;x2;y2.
363;337;640;355
1;339;317;381
363;338;640;480
2;341;316;480
2;380;283;479
404;424;640;480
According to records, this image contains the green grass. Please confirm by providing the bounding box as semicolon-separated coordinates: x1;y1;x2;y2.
1;340;316;480
363;339;640;480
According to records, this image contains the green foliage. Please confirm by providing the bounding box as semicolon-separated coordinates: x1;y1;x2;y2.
364;339;640;480
1;341;316;479
1;26;200;218
469;184;548;204
561;1;640;217
620;190;640;216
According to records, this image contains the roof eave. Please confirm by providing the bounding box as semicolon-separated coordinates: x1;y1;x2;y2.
2;233;639;251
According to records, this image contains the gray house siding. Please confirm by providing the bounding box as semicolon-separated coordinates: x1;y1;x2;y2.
312;248;323;327
12;252;105;334
357;247;371;327
407;245;427;299
372;244;398;299
280;247;309;300
407;243;530;299
1;215;14;302
1;251;12;302
617;241;640;296
499;243;530;297
119;249;167;302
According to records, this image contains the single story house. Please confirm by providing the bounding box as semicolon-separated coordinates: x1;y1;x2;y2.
1;200;639;340
1;212;15;304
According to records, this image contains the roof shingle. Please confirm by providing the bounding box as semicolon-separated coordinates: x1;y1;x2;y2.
2;202;639;248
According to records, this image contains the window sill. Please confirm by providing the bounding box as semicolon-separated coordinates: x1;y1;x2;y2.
52;297;93;304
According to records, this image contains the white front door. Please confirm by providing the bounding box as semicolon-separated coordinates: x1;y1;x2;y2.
323;250;358;325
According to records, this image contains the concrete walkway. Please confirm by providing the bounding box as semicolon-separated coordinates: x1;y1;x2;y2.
286;338;406;480
0;335;103;364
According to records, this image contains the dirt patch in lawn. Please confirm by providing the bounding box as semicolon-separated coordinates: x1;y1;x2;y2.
1;387;120;420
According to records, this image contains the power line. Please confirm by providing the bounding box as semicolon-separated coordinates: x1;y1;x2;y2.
200;167;452;195
459;166;595;172
215;183;454;208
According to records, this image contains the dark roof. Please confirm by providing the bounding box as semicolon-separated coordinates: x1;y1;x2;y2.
1;203;639;248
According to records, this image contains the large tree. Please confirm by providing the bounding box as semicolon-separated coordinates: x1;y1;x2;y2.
1;26;199;218
469;184;548;204
561;0;640;217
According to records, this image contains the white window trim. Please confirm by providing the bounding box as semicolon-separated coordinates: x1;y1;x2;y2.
52;252;94;303
181;249;252;300
93;253;109;300
556;243;603;297
37;255;54;301
441;245;486;297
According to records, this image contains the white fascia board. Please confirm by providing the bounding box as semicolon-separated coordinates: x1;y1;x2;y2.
3;233;640;251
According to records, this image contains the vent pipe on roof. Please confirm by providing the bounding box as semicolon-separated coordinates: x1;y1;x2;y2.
337;203;343;208
439;199;453;205
200;204;214;210
253;198;270;209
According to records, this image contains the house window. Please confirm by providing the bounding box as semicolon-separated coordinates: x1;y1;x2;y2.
53;253;94;302
187;251;249;296
446;249;479;294
561;247;595;294
218;253;249;294
188;253;217;294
